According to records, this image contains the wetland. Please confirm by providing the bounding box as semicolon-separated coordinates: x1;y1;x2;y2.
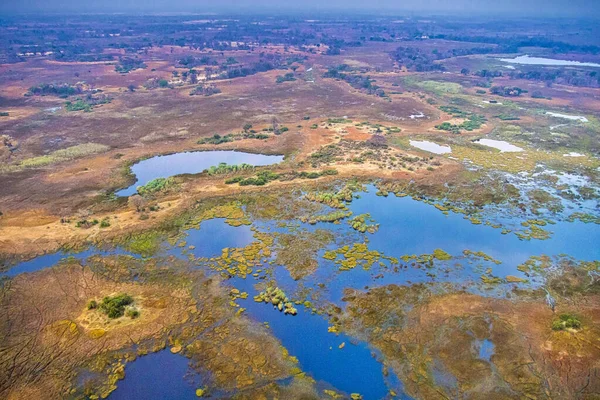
1;11;599;400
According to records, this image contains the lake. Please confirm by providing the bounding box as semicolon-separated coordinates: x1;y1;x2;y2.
500;55;600;68
116;150;284;196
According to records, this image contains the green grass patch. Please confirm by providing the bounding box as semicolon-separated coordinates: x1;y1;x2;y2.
18;143;110;169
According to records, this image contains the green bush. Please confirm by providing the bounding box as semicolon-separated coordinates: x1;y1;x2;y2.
137;177;175;196
99;294;134;319
552;313;581;331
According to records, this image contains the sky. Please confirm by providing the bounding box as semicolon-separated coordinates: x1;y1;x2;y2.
0;0;599;17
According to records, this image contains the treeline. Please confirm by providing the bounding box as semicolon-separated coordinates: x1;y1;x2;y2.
392;46;496;72
115;57;147;73
323;65;386;97
431;35;600;55
472;68;600;88
26;83;84;97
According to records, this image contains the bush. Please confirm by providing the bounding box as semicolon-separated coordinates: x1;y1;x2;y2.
126;307;140;319
100;218;111;228
87;300;98;310
99;294;134;319
137;177;175;196
552;313;581;331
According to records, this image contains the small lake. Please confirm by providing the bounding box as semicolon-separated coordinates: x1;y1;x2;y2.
409;140;451;154
500;55;600;68
117;151;284;197
474;139;523;152
545;112;588;123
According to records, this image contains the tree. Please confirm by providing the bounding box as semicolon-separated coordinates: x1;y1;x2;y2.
128;194;146;211
461;68;470;75
243;123;253;132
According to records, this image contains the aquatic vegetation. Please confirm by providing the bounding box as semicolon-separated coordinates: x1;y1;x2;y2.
254;286;298;315
432;248;452;261
305;183;360;209
552;313;581;331
325;243;398;271
567;212;600;224
448;142;599;173
462;250;502;265
194;202;250;226
275;230;335;280
199;231;274;278
348;213;379;233
120;231;166;257
516;255;553;274
516;219;552;240
300;210;352;224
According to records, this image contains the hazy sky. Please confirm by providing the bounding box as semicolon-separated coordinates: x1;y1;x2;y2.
1;0;598;17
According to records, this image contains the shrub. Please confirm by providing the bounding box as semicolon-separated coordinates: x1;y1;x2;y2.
552;313;581;331
126;307;140;319
137;177;175;196
87;300;98;310
99;294;134;319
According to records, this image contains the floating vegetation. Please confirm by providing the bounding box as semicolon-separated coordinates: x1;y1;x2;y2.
200;231;274;278
305;183;359;209
516;219;552;240
194;202;251;226
324;243;398;271
516;255;553;274
462;250;502;265
275;230;335;280
567;212;600;224
348;213;379;233
254;287;298;315
480;270;502;284
300;210;352;225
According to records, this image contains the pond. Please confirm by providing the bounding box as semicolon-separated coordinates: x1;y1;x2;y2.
500;55;600;68
474;139;523;152
545;112;588;123
116;150;284;196
409;140;451;154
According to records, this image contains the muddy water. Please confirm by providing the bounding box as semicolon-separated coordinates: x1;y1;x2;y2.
116;150;284;196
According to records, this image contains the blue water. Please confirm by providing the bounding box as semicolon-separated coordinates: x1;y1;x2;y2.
477;339;495;362
116;150;284;196
4;185;599;399
170;218;255;258
231;276;406;399
1;248;133;278
110;350;199;399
